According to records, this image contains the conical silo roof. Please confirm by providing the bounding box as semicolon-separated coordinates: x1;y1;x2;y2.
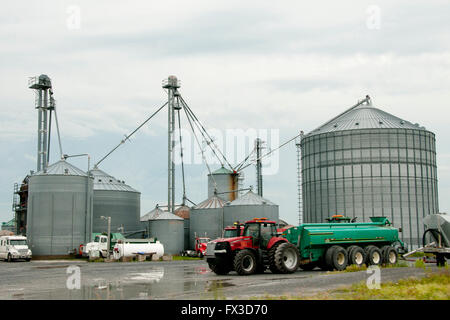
228;190;276;206
34;159;87;176
174;205;190;219
307;100;426;137
193;195;226;209
210;166;234;175
140;205;183;221
89;166;139;192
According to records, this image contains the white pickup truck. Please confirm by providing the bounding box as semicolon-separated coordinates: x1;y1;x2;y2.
0;235;32;262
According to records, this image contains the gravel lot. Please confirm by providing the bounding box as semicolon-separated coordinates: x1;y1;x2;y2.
0;259;435;300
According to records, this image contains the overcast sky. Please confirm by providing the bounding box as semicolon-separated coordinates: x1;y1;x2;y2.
1;0;450;225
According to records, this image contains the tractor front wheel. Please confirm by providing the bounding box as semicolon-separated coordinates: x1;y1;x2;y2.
234;249;257;275
274;242;300;274
208;257;231;275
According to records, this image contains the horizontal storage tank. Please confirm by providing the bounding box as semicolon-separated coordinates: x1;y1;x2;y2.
224;190;279;228
89;166;141;234
27;160;93;256
301;97;439;248
208;166;239;201
190;195;226;248
140;206;184;255
174;205;190;250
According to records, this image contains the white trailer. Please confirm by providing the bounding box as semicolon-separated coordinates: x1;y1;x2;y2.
0;236;32;262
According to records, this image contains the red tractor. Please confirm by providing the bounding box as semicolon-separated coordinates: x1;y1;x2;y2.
222;222;244;238
205;218;300;275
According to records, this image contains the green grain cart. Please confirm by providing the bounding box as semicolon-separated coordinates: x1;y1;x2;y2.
282;215;405;271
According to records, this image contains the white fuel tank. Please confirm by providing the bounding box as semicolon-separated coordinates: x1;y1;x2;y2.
113;241;164;259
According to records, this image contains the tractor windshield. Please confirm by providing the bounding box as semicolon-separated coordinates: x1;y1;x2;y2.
243;223;259;237
223;229;236;238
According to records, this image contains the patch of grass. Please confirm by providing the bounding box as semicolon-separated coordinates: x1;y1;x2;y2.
408;252;435;258
333;269;450;300
172;255;202;261
250;269;450;300
87;258;105;263
414;259;427;269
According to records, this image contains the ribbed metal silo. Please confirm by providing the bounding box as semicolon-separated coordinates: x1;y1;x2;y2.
174;205;190;250
140;206;184;255
223;190;279;227
27;160;93;256
301;97;439;248
208;166;239;201
89;166;141;234
189;195;225;248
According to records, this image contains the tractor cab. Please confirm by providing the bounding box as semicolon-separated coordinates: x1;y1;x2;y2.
242;218;278;249
223;222;244;238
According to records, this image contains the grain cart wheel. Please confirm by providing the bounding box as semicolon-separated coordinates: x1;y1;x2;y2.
325;246;348;271
274;242;300;274
234;249;257;275
348;246;366;267
365;246;382;266
208;257;231;275
381;246;398;265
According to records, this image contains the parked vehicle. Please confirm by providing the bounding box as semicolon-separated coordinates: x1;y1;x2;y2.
205;218;298;275
206;215;405;275
223;223;244;238
0;236;32;262
282;215;405;271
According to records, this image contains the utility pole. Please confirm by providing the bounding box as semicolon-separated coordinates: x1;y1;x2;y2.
255;138;264;197
101;216;111;258
296;131;304;225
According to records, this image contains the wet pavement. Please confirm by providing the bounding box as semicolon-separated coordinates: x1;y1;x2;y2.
0;259;433;300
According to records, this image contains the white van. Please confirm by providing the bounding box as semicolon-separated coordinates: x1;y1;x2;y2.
0;236;32;262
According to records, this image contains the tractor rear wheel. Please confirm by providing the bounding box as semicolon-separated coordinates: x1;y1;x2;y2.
274;242;300;274
381;246;398;265
325;246;348;271
234;249;257;275
365;246;382;266
348;246;365;267
268;242;282;274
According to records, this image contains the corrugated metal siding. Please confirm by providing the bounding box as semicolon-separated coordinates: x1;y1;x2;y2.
302;124;438;249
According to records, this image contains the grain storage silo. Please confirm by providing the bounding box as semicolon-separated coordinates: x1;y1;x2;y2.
208;166;239;201
140;205;184;255
223;190;279;228
301;96;438;248
89;166;140;234
174;205;190;250
27;159;93;256
189;195;226;248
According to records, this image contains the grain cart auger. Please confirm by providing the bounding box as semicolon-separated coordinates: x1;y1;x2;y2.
205;218;300;275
